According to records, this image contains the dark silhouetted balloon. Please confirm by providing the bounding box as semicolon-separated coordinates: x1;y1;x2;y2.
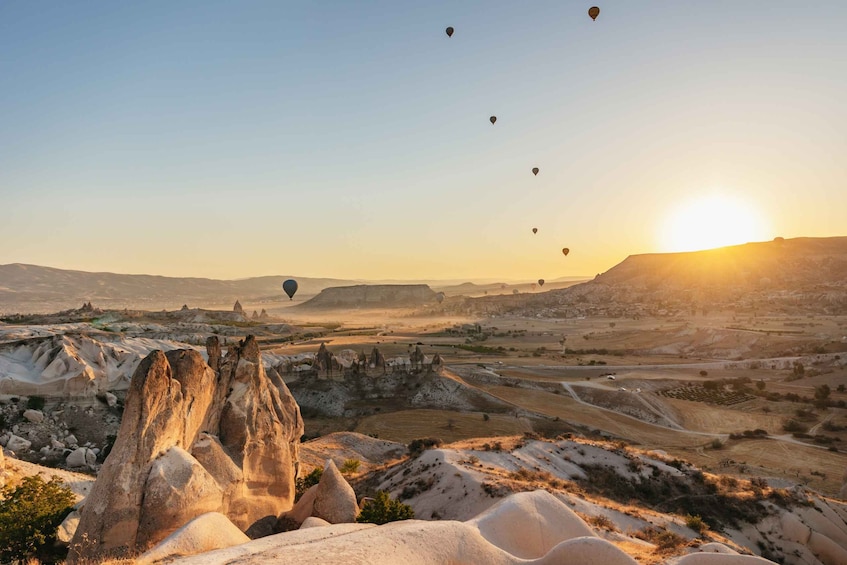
588;6;600;21
282;279;298;300
562;248;570;256
436;292;445;304
532;228;538;234
446;26;454;37
532;167;539;176
490;116;497;124
538;279;545;287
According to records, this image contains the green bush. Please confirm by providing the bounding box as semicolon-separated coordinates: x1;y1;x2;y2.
408;437;442;458
685;514;709;535
295;467;323;501
26;396;45;411
0;475;76;562
782;419;808;433
357;491;414;525
340;459;361;475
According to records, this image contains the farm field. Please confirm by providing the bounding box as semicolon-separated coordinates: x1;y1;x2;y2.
353;408;532;444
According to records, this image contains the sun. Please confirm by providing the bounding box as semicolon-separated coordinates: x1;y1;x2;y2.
659;193;770;253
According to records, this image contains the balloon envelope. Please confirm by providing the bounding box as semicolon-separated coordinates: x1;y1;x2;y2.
282;279;298;300
562;248;570;256
588;6;600;20
446;26;454;37
532;228;538;234
538;279;545;287
489;116;497;124
532;167;539;176
436;292;445;303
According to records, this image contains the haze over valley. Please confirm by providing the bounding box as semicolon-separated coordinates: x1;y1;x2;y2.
2;2;847;564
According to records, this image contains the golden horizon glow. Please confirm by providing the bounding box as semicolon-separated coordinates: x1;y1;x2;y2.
659;193;771;253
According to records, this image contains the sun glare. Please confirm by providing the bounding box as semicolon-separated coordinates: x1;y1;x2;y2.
659;194;770;253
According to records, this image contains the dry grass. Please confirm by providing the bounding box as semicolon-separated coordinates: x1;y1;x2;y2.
353;409;531;444
480;384;706;449
662;398;783;434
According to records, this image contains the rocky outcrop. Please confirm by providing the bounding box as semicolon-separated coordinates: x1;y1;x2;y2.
233;300;243;313
312;460;358;524
68;335;304;563
137;512;250;564
278;459;358;529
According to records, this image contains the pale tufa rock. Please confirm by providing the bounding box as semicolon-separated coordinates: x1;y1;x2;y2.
312;459;359;524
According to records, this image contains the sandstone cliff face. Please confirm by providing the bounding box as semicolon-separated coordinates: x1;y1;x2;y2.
68;336;303;562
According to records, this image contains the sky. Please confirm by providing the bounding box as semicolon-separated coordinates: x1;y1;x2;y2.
1;1;845;281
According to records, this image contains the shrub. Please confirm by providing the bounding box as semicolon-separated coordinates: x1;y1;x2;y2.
685;514;709;535
710;439;723;449
26;396;45;411
408;437;442;458
340;459;361;475
357;491;414;525
782;419;807;433
635;526;686;552
0;475;76;563
700;370;708;377
587;514;615;530
295;467;323;501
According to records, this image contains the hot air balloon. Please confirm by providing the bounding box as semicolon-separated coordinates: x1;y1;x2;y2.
588;6;600;21
282;279;298;300
538;279;545;287
562;248;570;256
445;26;454;37
532;228;538;234
489;116;497;124
531;283;537;290
512;289;519;295
532;167;539;176
436;292;445;304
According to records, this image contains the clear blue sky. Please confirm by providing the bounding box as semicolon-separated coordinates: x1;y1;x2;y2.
1;1;845;280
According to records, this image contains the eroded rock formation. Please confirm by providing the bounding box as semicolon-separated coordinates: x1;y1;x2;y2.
68;336;303;562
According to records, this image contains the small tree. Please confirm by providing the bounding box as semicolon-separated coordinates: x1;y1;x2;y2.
756;380;766;391
815;384;831;401
408;437;443;458
357;491;414;525
0;475;75;563
295;468;323;501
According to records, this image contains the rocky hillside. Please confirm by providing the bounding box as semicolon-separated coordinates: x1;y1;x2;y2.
596;236;847;289
298;284;438;309
152;432;847;565
450;237;847;318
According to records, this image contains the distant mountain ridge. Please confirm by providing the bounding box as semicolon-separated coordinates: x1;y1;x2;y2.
0;263;550;314
0;263;357;313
